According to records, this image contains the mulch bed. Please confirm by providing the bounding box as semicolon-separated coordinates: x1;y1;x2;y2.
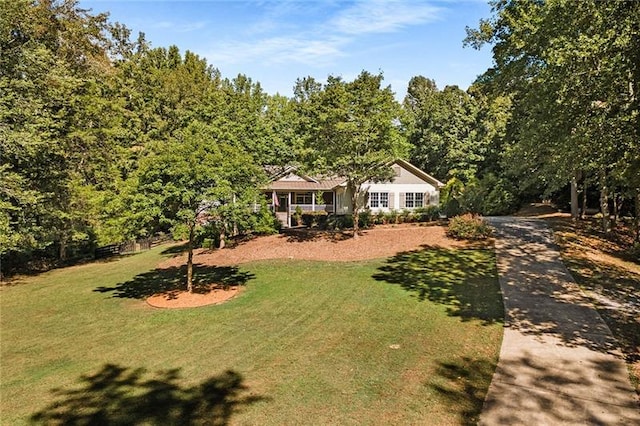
149;224;490;309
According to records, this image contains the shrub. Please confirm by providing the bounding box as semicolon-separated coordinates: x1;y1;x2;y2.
325;213;374;230
327;214;353;230
480;174;519;215
251;206;281;234
414;205;441;222
358;211;373;229
301;211;328;228
442;174;520;217
201;238;215;249
446;214;492;240
385;209;399;224
398;209;413;223
292;206;303;227
373;210;387;225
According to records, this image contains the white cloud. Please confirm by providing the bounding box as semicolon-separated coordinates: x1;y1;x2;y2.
206;1;443;68
331;0;443;35
146;20;207;33
207;35;348;67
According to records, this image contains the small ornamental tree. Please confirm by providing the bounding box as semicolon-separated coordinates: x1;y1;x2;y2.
137;121;263;292
297;71;410;236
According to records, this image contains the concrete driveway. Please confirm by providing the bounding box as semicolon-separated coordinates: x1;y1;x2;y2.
480;217;640;425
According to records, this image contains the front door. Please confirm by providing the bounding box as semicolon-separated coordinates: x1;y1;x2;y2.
275;193;290;227
276;194;288;212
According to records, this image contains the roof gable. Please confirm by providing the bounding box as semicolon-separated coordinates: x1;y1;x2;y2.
392;159;444;187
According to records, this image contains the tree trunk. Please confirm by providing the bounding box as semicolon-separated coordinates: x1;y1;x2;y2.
187;223;194;293
611;193;621;230
350;183;360;238
581;178;588;220
599;169;610;233
59;234;67;261
570;174;579;220
219;229;226;249
634;188;640;243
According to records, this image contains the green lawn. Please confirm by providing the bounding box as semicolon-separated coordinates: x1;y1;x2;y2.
1;244;503;425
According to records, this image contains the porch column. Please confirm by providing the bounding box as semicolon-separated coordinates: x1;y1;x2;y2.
312;192;316;212
333;191;336;213
287;192;291;228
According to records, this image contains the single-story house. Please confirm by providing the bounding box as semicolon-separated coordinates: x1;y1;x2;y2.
263;159;444;227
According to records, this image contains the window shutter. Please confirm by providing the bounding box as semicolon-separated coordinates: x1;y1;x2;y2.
399;192;405;209
423;192;429;206
388;192;395;209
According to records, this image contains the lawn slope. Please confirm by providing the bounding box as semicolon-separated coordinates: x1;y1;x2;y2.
1;244;502;425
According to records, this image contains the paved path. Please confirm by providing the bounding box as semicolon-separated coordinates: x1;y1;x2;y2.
480;217;640;425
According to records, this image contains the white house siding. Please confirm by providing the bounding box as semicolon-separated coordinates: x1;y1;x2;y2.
335;187;352;214
363;182;439;212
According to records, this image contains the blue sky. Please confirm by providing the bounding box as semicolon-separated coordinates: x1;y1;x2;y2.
82;0;494;99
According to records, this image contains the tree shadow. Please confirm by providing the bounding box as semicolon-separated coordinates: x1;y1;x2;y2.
476;353;640;424
487;217;634;356
94;264;255;299
372;246;504;324
430;353;640;425
428;357;497;426
560;254;640;366
30;364;268;425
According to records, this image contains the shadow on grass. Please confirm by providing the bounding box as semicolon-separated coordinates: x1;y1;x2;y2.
429;357;496;426
31;364;267;425
372;246;503;324
95;264;255;299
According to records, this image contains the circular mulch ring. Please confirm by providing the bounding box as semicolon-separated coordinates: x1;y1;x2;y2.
146;286;241;309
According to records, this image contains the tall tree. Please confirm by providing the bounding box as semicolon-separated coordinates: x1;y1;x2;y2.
1;0;115;260
297;71;410;236
403;76;485;182
466;0;640;232
136;122;263;292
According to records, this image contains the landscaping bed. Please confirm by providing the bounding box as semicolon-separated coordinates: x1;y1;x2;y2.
160;223;491;269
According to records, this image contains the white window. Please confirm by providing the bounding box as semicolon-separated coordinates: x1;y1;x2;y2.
404;193;424;208
295;192;312;204
370;192;389;208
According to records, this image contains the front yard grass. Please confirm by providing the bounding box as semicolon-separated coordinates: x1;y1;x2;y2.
1;244;502;425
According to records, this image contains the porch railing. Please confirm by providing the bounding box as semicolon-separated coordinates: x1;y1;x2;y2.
289;204;334;213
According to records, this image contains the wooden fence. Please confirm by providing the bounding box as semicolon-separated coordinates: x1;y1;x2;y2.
94;234;171;259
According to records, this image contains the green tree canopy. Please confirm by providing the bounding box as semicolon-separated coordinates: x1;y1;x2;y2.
466;0;639;231
296;71;410;236
136;121;264;292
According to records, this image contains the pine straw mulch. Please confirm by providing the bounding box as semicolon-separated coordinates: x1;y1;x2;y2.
151;223;492;309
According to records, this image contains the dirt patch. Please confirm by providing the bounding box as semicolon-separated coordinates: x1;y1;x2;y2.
147;285;241;309
159;224;489;270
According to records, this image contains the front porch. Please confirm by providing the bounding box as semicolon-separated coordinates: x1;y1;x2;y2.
271;191;336;228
